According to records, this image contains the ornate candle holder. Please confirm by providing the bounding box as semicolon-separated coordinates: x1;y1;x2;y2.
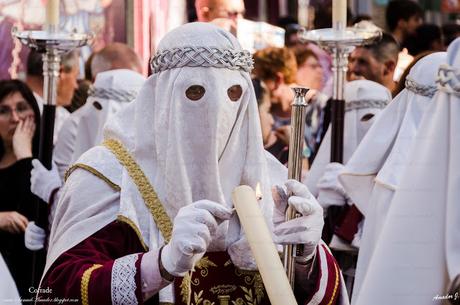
12;27;91;286
299;21;381;162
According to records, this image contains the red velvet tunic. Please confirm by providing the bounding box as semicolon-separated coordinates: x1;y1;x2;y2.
40;220;343;305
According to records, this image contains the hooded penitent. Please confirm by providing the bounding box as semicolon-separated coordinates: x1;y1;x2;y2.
337;52;447;303
45;22;285;303
305;79;391;196
352;38;460;305
53;69;145;179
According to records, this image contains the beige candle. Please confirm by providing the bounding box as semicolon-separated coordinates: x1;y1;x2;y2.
46;0;59;29
332;0;347;30
232;185;297;305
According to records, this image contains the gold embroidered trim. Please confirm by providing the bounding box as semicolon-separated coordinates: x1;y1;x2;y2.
81;264;103;305
65;163;121;191
180;256;218;304
103;139;173;242
117;215;149;251
327;260;340;305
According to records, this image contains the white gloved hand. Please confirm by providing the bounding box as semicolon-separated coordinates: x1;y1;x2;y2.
228;237;257;270
272;180;324;260
24;221;46;251
31;159;62;203
161;200;232;277
317;162;348;208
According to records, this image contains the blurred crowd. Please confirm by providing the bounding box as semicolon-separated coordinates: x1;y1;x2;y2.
1;0;460;303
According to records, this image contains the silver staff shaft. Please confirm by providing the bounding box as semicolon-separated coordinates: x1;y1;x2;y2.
283;87;309;287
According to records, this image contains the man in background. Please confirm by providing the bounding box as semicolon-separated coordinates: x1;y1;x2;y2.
25;50;79;143
385;0;423;49
348;33;399;94
195;0;245;35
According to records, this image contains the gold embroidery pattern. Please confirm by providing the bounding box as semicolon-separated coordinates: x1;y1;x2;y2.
116;215;149;251
81;264;103;305
65;163;121;191
180;256;267;305
327;260;340;305
190;290;217;305
196;257;218;277
103;139;173;242
234;270;264;303
240;286;258;305
180;271;192;304
231;298;245;305
181;256;218;304
210;285;237;295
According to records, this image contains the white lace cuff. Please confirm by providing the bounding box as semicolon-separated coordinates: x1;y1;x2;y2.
111;253;139;305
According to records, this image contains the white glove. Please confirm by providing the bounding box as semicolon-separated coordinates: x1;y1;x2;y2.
272;180;324;260
24;221;46;251
161;200;232;277
228;237;257;270
317;162;349;208
31;159;62;203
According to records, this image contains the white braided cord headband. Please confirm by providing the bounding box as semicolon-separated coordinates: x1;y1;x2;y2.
405;77;437;98
346;99;388;112
437;64;460;96
88;86;138;103
150;46;254;73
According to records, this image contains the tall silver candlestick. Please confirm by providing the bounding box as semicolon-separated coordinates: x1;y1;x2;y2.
284;87;309;287
12;26;91;287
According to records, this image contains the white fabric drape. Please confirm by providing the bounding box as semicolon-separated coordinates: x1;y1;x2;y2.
337;52;447;303
353;38;460;305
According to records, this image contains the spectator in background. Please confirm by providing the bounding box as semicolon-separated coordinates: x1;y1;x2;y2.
25;50;80;144
66;79;92;113
406;24;445;56
195;0;245;34
348;33;400;94
253;78;290;165
385;0;423;49
60;52;98;113
253;47;310;172
442;23;460;47
253;47;297;127
0;79;46;302
293;46;323;90
292;45;329;159
284;23;333;96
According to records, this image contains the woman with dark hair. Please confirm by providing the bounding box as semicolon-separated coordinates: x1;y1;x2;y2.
0;79;43;302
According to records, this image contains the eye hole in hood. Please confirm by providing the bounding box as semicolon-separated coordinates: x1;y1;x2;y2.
360;113;374;122
186;85;206;101
227;84;242;102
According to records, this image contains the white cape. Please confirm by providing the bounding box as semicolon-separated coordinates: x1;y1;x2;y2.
353;39;460;305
